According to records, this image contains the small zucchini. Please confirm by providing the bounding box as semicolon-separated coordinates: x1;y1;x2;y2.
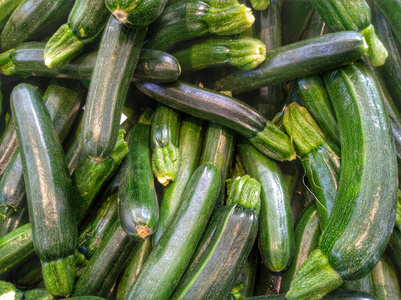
126;163;221;300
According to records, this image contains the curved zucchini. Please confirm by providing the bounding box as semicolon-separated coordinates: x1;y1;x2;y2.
119;123;159;240
73;218;136;298
286;61;398;299
215;31;367;94
126;163;221;300
136;80;296;161
0;42;181;83
311;0;387;66
81;16;146;160
11;83;77;297
154;116;203;244
106;0;168;27
44;0;109;68
145;0;255;51
0;0;74;51
151;104;181;186
238;139;294;272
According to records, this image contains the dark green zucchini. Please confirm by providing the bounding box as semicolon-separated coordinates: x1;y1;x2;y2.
281;204;320;293
215;31;367;94
281;0;314;45
286;61;398;299
119;123;159;240
154;116;203;244
370;2;401;112
371;0;401;48
172;36;266;72
73;219;136;298
370;253;401;300
11;83;77;297
44;0;109;68
106;0;168;27
387;225;401;274
0;42;181;83
171;175;260;300
0;118;18;177
151;104;181;186
12;256;42;288
231;245;258;299
0;0;74;51
0;79;84;237
145;0;255;51
136;80;296;162
244;290;376;299
238;139;294;272
0;223;34;275
81;16;146;160
116;238;152;300
126;163;221;300
0;0;24;30
311;0;387;67
342;275;372;296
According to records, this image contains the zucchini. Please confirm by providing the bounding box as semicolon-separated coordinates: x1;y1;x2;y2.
126;163;221;300
11;83;77;297
172;36;266;72
0;79;84;237
0;280;24;300
151;104;181;186
106;0;168;27
238;139;294;272
171;175;260;300
0;118;17;177
215;31;367;94
145;0;255;51
0;0;24;30
81;16;146;160
231;245;258;298
286;61;398;299
0;42;181;83
387;226;401;275
0;223;34;275
116;238;152;300
24;288;53;300
13;256;42;288
73;219;136;297
0;0;74;51
311;0;387;67
119;122;159;240
44;0;109;68
154;116;203;244
342;275;372;295
243;290;376;299
371;0;401;48
370;254;401;300
281;204;320;293
136;80;296;161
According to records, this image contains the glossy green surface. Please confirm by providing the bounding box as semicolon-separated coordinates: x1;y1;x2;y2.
0;0;74;50
0;118;17;177
215;31;367;94
238;140;294;272
119;123;159;240
81;16;146;160
372;0;401;47
126;163;221;300
0;0;24;30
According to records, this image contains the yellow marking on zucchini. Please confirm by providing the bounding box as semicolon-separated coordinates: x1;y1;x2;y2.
79;28;86;38
112;9;132;25
137;225;151;239
89;156;106;162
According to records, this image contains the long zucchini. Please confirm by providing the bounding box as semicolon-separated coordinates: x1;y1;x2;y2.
136;80;296;161
81;16;146;160
11;83;77;297
215;31;367;94
286;61;398;299
0;0;74;51
126;163;221;300
371;0;401;48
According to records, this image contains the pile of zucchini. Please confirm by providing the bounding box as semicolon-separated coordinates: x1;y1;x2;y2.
1;0;401;299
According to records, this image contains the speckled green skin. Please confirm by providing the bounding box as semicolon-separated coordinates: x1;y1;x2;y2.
0;0;24;30
371;254;401;300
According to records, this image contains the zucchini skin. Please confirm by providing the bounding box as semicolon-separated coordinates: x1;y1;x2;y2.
215;31;367;94
281;204;320;293
0;79;84;236
172;205;258;300
119;123;159;239
11;83;77;296
81;16;146;160
106;0;168;26
370;253;401;300
0;0;24;30
0;223;34;275
73;219;136;298
0;0;74;50
371;0;401;47
321;61;397;280
126;163;221;300
238;140;294;272
154;116;203;244
136;81;295;161
0;118;18;177
1;42;181;83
